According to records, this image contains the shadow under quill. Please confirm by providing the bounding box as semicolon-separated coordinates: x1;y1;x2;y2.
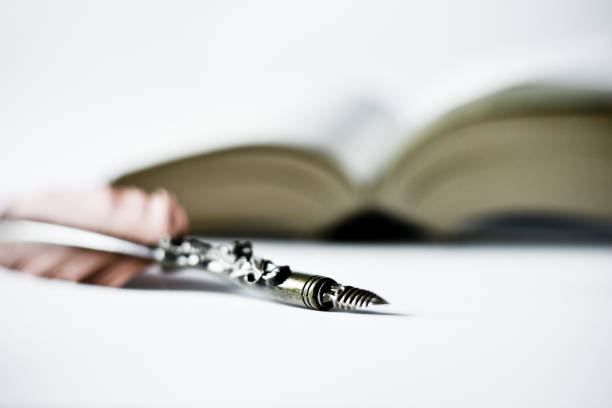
125;267;408;315
124;266;243;294
331;309;412;317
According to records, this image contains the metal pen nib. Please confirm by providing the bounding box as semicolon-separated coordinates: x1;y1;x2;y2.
0;219;389;312
324;284;388;311
254;272;388;311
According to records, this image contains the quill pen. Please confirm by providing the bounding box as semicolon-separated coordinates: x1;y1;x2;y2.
0;187;387;311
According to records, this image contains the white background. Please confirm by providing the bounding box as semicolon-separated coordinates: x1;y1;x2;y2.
1;0;612;193
1;1;612;407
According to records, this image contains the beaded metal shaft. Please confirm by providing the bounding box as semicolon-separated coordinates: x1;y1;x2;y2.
155;237;387;311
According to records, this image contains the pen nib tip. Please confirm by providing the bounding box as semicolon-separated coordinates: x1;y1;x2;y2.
369;295;388;305
328;285;389;311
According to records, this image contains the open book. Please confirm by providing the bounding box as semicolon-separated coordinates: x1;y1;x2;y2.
114;85;612;239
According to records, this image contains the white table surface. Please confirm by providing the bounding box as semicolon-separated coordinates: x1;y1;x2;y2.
2;2;612;406
1;242;611;407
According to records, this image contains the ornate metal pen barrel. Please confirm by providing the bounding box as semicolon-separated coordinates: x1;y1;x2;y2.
157;238;388;311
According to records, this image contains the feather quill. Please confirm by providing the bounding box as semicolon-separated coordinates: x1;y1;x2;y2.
0;187;188;287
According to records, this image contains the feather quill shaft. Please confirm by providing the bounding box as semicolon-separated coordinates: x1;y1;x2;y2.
0;187;188;287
